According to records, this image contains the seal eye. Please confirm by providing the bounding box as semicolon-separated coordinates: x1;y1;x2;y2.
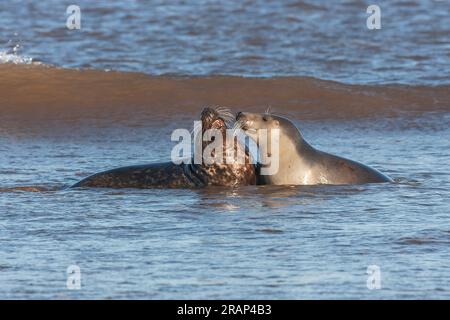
263;116;268;122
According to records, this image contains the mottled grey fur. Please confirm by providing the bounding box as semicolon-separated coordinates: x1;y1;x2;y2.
72;107;256;189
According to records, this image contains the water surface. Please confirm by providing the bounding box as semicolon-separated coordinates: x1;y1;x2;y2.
1;111;450;299
0;0;450;299
1;0;449;84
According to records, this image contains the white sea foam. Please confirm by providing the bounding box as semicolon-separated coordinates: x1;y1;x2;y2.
0;51;33;64
0;44;33;64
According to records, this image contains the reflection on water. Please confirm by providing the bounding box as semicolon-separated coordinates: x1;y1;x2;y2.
147;183;383;212
2;115;449;299
0;0;449;298
0;0;449;84
0;185;62;193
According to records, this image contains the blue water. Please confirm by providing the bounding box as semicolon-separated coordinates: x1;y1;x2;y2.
1;114;450;299
1;0;449;299
1;0;449;84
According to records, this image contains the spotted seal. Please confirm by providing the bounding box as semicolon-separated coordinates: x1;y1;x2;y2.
71;107;256;188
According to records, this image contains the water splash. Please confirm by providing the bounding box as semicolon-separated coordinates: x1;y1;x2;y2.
0;44;33;64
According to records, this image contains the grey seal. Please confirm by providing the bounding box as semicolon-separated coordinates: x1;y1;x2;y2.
236;111;392;185
71;107;256;188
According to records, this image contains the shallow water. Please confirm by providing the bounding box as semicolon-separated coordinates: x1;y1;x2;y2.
1;0;450;300
1;113;450;299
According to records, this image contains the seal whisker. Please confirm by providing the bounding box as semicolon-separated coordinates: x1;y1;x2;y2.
191;120;202;138
214;106;234;126
72;107;257;189
233;119;244;130
232;119;245;137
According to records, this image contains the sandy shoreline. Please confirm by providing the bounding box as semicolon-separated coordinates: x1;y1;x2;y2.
1;64;449;125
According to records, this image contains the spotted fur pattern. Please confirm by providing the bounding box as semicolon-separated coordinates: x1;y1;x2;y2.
71;106;256;189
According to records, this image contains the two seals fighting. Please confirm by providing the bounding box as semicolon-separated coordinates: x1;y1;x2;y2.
72;107;391;188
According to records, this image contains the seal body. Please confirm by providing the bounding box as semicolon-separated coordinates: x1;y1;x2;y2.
71;162;194;189
71;161;255;188
236;112;392;185
72;107;256;189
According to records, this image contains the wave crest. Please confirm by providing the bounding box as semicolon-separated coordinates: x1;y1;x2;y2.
0;45;34;65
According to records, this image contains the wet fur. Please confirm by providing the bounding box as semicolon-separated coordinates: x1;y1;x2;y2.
236;112;391;185
72;107;256;189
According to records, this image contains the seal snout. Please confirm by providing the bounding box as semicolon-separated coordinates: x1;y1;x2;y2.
235;112;250;130
201;107;229;133
236;112;249;123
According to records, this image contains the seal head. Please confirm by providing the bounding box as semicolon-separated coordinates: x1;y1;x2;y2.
71;106;256;189
236;111;391;185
